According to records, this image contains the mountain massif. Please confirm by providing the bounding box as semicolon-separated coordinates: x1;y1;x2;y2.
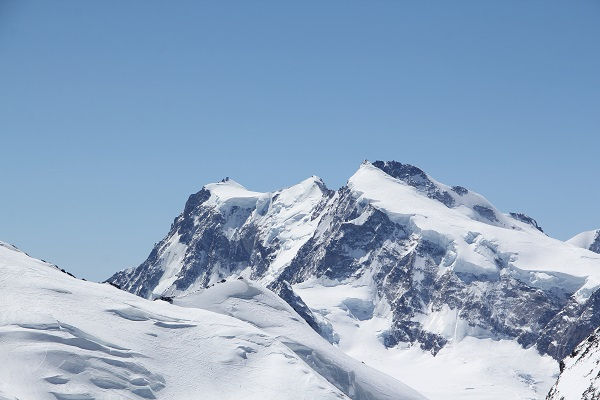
107;160;600;399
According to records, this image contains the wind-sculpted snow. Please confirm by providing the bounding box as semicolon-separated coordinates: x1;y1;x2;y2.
173;279;426;400
1;242;427;400
107;160;600;398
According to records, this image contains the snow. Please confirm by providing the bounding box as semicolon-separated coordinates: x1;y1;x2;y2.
145;176;330;295
127;162;600;303
368;338;558;400
101;161;600;399
255;176;329;282
173;278;426;400
151;234;188;296
0;241;424;400
413;304;493;341
292;276;558;400
348;163;600;301
204;178;265;209
567;229;599;250
548;330;600;399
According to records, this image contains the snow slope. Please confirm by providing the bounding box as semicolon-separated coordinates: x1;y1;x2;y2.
174;279;426;400
176;278;557;400
547;327;600;399
568;229;600;254
293;277;558;400
0;242;425;400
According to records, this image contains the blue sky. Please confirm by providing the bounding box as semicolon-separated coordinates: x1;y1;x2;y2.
1;0;599;281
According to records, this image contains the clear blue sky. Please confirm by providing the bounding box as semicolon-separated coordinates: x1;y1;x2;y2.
1;0;599;281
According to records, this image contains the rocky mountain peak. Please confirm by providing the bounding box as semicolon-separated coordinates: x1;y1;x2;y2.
369;160;456;207
509;212;544;233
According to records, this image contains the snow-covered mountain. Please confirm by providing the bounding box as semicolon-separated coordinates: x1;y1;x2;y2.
0;241;425;400
568;229;600;254
547;328;600;399
107;160;600;398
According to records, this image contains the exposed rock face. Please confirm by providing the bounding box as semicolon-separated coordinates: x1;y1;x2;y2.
592;234;600;254
108;161;600;361
272;187;566;354
537;289;600;360
110;177;333;298
509;212;544;233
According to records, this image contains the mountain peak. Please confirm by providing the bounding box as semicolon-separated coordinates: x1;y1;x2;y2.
371;160;429;181
206;177;252;191
295;175;329;194
358;160;456;208
202;179;265;208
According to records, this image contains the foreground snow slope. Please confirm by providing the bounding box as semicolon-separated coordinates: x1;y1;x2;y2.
174;279;426;400
0;242;425;400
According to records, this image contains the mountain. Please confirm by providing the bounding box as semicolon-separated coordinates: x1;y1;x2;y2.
108;160;600;399
568;229;600;254
0;241;425;400
547;328;600;399
109;175;332;299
